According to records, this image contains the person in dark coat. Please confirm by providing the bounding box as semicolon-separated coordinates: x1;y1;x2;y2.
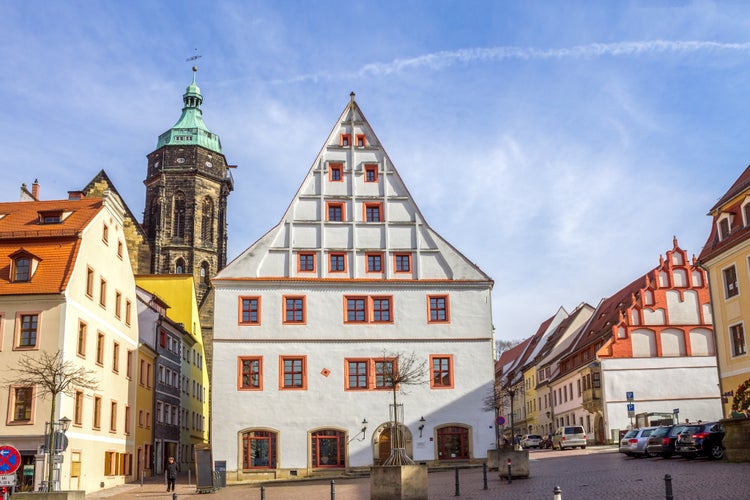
166;456;178;492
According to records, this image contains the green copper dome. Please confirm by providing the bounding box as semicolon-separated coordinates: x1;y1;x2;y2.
156;67;222;154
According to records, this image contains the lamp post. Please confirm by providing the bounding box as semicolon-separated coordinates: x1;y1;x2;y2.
45;416;71;491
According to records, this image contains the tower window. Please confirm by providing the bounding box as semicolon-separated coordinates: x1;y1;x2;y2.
175;258;185;274
173;193;186;239
202;197;214;244
201;262;210;284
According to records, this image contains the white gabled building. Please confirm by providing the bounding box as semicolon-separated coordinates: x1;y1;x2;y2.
212;95;495;479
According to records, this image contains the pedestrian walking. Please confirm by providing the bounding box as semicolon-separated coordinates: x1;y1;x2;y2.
166;457;178;492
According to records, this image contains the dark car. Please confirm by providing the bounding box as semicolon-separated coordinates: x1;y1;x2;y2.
646;425;684;458
674;422;725;460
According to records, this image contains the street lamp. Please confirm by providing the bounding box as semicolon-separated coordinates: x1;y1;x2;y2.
44;416;71;491
418;416;426;438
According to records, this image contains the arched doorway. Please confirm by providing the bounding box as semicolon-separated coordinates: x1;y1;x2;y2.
373;424;413;464
436;425;471;460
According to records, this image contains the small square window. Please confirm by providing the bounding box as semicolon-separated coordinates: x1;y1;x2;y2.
298;252;316;272
239;357;263;390
356;134;366;147
364;203;382;222
394;253;411;273
327;202;345;222
13;257;31;282
280;356;307;389
340;134;351;147
367;253;383;272
346;297;367;323
240;297;261;325
372;297;392;322
364;164;378;183
428;295;450;323
283;296;306;324
329;163;343;182
329;253;347;272
430;355;454;388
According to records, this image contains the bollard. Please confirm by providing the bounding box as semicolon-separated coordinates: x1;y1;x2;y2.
482;462;488;490
454;466;460;496
331;479;336;500
260;485;265;500
664;474;673;500
553;485;562;500
140;470;143;487
188;469;191;486
172;493;177;500
506;458;512;484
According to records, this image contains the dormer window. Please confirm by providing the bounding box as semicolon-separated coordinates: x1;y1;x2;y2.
719;218;731;240
9;250;39;283
14;257;30;282
743;201;750;227
39;210;63;224
340;134;351;147
356;134;366;147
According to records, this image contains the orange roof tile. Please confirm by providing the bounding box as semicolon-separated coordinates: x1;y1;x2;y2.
0;198;103;295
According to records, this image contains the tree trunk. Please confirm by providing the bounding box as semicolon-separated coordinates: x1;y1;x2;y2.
47;394;56;490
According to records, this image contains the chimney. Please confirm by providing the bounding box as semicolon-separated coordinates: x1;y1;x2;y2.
68;191;85;200
31;179;40;200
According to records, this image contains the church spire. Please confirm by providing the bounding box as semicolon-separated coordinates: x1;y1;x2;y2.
155;66;222;154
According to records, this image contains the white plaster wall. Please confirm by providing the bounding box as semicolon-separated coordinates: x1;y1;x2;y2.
666;290;700;324
601;357;722;433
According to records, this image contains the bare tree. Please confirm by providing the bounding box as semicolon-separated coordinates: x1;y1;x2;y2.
5;350;100;489
482;379;523;449
378;351;428;466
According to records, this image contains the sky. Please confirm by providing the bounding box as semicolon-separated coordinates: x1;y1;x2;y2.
2;0;750;342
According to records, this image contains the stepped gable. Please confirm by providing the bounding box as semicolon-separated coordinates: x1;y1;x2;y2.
217;94;492;283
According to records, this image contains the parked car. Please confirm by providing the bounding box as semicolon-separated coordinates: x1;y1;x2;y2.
675;422;725;460
521;434;542;448
646;425;685;458
552;426;587;450
619;426;658;457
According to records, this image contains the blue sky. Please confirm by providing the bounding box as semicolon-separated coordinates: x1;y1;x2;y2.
2;1;750;341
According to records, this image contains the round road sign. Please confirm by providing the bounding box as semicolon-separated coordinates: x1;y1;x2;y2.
0;445;21;475
496;416;506;426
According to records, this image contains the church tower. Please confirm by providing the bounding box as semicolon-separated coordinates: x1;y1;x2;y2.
142;67;234;374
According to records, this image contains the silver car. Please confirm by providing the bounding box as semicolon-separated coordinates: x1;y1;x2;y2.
552;426;587;450
521;434;542;448
619;427;658;457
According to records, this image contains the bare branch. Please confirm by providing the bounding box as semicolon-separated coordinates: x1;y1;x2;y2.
4;350;101;400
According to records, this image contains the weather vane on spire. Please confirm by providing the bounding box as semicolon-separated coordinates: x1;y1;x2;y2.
186;48;202;63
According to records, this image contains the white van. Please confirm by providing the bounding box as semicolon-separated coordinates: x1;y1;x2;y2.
552;426;587;450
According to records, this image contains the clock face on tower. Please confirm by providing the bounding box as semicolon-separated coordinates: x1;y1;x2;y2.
205;161;213;168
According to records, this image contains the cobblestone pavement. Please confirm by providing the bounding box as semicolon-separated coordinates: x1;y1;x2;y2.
87;446;750;499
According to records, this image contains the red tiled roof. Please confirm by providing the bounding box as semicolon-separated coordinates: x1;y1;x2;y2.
699;165;750;262
0;198;103;295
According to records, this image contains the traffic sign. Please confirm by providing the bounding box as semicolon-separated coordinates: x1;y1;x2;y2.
627;403;635;412
496;416;506;426
0;446;21;475
626;391;634;401
0;474;15;486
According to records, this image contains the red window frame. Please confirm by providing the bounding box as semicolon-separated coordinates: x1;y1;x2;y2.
298;252;316;272
283;296;306;324
238;356;263;390
363;202;383;222
340;134;351;147
242;430;277;469
345;297;367;323
344;296;393;324
428;295;450;323
311;430;345;468
279;356;307;390
239;297;261;325
430;354;454;389
364;164;378;183
329;253;347;273
356;134;366;148
329;163;343;182
366;253;383;273
326;202;346;222
394;253;412;273
346;360;369;390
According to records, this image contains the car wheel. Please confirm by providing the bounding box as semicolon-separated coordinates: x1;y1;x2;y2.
709;445;724;460
581;446;586;450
